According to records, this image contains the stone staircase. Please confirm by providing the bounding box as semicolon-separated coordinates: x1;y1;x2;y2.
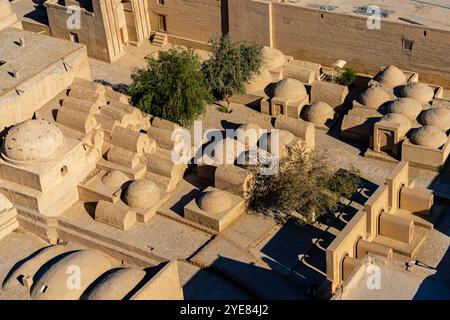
152;32;168;47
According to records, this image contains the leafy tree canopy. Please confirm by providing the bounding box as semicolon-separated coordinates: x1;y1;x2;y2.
202;34;262;107
127;47;212;126
245;146;361;225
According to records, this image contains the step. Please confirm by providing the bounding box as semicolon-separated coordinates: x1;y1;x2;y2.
152;32;167;47
373;225;429;258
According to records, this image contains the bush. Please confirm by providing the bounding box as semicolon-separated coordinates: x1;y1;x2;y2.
127;47;212;126
336;68;358;86
202;34;262;109
245;146;361;225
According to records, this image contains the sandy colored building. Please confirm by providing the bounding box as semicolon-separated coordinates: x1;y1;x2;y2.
45;0;151;62
0;0;21;31
0;26;90;131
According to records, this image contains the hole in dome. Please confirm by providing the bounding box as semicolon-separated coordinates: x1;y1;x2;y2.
61;166;68;176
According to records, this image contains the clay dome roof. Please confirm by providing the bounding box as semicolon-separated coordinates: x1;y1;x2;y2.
236;123;262;149
102;170;129;188
196;189;231;213
245;68;272;93
386;98;422;120
261;46;286;70
84;268;146;300
267;129;295;154
124;179;160;209
374;66;406;87
381;113;411;127
209;138;245;164
419;107;450;131
303;102;334;125
399;83;434;105
410;126;447;149
3;120;64;162
273;78;307;102
358;86;391;109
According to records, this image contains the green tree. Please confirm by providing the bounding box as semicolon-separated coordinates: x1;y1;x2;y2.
336;68;358;86
202;35;262;110
245;146;361;225
127;47;212;126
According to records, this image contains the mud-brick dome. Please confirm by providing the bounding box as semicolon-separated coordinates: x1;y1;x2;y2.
410;126;448;149
102;170;129;188
303;102;334;125
273;78;308;102
261;46;286;70
419;107;450;131
374;66;407;88
386;98;422;121
399;83;434;105
381;113;411;127
358;86;391;109
196;190;231;213
245;68;272;93
2;120;64;162
124;179;160;209
380;113;411;134
267;129;295;154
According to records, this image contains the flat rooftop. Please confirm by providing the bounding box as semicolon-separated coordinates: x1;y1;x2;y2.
0;27;84;96
278;0;450;31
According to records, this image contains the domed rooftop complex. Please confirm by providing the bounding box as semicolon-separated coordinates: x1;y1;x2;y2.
386;98;422;121
273;78;307;103
399;83;434;105
303;102;334;125
124;179;160;209
245;68;272;93
358;86;391;109
410;126;447;149
2;120;64;162
374;66;407;88
420;107;450;131
261;46;286;70
102;170;129;188
196;189;231;213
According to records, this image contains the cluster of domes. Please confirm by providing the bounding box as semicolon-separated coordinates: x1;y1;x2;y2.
124;179;160;209
196;189;231;213
358;86;391;109
273;78;308;103
373;66;407;88
261;46;286;70
303;102;334;125
386;98;422;121
2;120;64;162
419;107;450;131
410;126;447;149
399;83;434;105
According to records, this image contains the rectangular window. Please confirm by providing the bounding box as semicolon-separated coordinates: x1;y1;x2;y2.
402;39;413;51
69;32;79;43
158;15;167;32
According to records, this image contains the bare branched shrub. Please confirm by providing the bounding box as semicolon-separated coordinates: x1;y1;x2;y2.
245;145;361;225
